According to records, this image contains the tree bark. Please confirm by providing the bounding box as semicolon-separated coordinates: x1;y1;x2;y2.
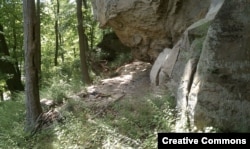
59;31;64;63
0;24;24;92
54;0;59;66
90;22;95;51
12;20;22;81
76;0;91;84
23;0;43;132
36;0;41;80
0;91;3;101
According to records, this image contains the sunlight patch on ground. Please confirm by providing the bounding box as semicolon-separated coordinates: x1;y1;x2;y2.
85;61;152;99
101;74;133;87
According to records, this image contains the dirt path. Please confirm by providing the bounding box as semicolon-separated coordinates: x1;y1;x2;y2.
74;61;155;109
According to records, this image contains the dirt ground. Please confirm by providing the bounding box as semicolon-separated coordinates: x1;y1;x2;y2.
40;60;167;114
40;60;167;132
74;60;158;110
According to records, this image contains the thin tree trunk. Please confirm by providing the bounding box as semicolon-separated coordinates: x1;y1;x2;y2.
54;0;59;66
36;0;41;80
12;3;22;82
23;0;43;132
73;48;76;58
12;21;22;80
0;91;3;101
0;25;10;55
76;0;91;84
90;23;94;51
59;32;64;63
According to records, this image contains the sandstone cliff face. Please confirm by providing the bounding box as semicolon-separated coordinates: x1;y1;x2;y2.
92;0;210;62
92;0;250;132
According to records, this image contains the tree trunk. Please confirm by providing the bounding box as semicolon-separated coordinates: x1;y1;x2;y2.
36;0;41;80
12;2;22;83
90;22;94;51
59;32;64;63
54;0;59;66
23;0;43;132
0;24;24;93
12;20;22;81
0;91;3;101
76;0;91;84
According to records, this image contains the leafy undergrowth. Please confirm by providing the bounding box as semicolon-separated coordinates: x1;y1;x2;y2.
0;95;26;148
0;89;176;149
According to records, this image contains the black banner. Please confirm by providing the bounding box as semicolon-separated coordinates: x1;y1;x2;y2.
158;133;250;147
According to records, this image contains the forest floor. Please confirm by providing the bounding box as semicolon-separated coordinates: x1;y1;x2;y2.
72;60;156;114
51;60;175;148
59;60;168;118
0;60;175;149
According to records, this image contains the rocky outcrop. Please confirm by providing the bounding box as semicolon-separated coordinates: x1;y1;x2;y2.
92;0;211;62
151;0;250;132
92;0;250;132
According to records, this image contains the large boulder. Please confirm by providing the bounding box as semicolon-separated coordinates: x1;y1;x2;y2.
188;0;250;132
92;0;211;62
92;0;250;132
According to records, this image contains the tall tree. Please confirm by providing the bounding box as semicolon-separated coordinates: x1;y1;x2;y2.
12;18;22;81
76;0;91;84
0;24;24;93
23;0;43;132
54;0;60;66
0;91;3;101
36;0;42;80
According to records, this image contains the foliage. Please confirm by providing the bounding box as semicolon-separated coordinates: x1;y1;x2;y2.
0;94;26;148
0;0;24;61
0;76;224;148
40;75;86;105
40;0;103;79
101;94;176;148
0;0;126;92
0;0;24;82
0;86;178;148
108;52;133;70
